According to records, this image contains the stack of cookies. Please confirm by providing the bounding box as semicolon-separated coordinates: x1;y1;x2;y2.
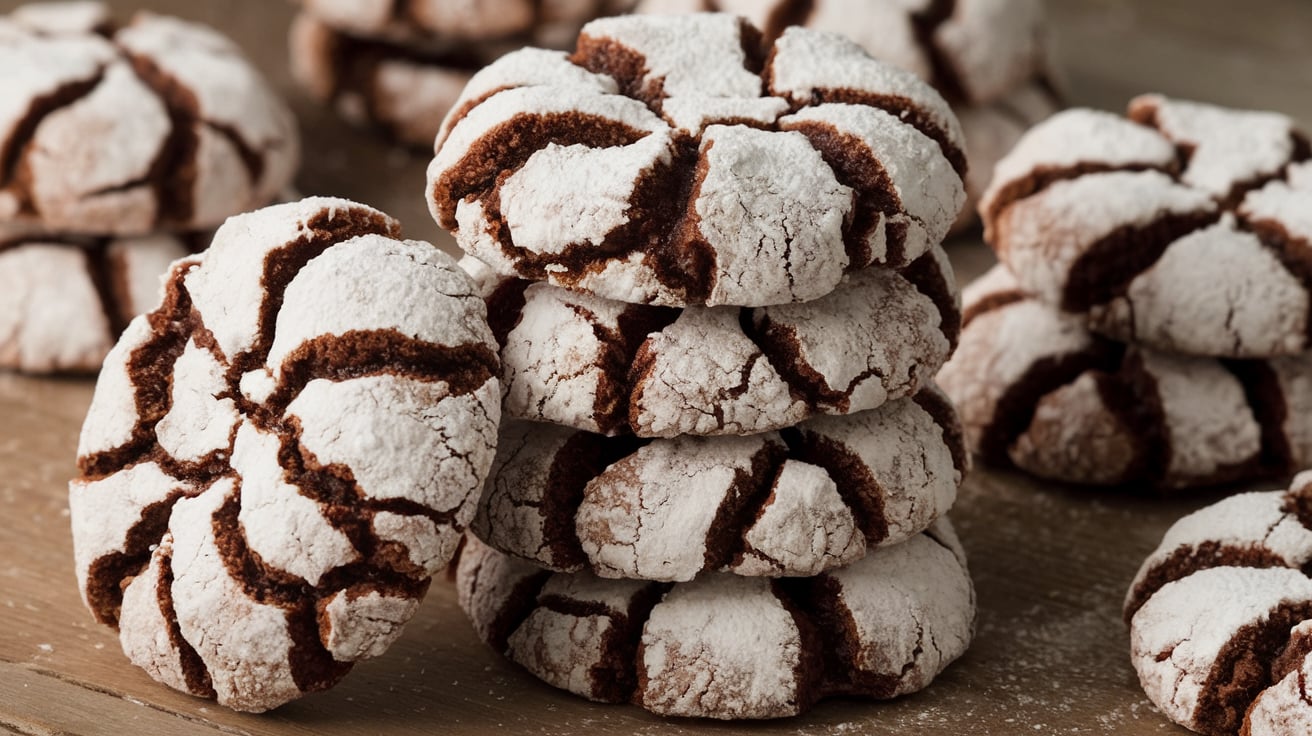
939;95;1312;491
633;0;1061;233
425;13;977;719
289;0;634;148
1;2;298;373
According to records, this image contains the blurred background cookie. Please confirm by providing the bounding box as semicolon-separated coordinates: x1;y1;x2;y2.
288;0;634;147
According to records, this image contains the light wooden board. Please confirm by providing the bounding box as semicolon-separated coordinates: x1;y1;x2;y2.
2;0;1310;733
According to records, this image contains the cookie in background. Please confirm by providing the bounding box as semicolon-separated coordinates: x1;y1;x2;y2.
0;1;300;373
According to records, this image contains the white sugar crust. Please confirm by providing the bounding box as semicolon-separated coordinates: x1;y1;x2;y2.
1130;566;1312;732
732;460;863;577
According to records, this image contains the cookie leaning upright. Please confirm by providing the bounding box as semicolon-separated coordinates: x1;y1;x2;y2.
68;198;501;712
0;1;299;374
427;12;967;307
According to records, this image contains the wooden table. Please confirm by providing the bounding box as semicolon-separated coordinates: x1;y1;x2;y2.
3;1;1310;733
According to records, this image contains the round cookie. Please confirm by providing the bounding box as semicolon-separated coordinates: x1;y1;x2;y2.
936;264;1312;490
467;244;959;437
473;385;965;579
981;95;1312;358
457;521;975;719
0;2;299;235
427;13;966;308
0;224;202;373
67;198;501;712
1126;472;1312;735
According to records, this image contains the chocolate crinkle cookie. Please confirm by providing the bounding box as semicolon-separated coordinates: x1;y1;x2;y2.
68;198;501;712
1127;472;1312;735
456;522;975;720
473;386;965;579
427;13;966;307
465;246;960;437
937;265;1312;490
982;95;1312;358
0;2;298;235
0;223;203;373
293;0;631;46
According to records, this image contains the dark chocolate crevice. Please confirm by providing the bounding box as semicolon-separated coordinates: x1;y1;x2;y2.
0;70;105;194
1090;352;1172;488
546;431;648;569
1222;359;1293;475
81;239;130;338
768;578;826;714
984;162;1177;229
156;552;217;698
798;88;967;179
901;248;961;345
1238;216;1312;347
571;34;665;114
913;388;969;478
780;427;889;544
980;339;1123;465
783;119;904;268
910;0;967;105
1195;601;1312;736
120;52;202;226
1062;210;1222;313
538;582;668;704
1125;543;1293;624
960;288;1026;328
484;277;532;347
83;491;188;626
759;0;816;45
478;563;552;654
774;575;901;699
704;441;788;571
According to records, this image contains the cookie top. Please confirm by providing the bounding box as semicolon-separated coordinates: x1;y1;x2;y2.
67;198;501;712
936;264;1312;490
294;0;631;46
0;223;198;373
981;95;1312;358
428;13;966;307
1126;472;1312;734
457;521;974;719
0;2;299;235
474;385;965;579
468;243;959;437
636;0;1047;106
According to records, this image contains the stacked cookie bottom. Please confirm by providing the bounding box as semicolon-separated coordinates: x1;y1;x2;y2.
454;251;978;719
939;95;1312;491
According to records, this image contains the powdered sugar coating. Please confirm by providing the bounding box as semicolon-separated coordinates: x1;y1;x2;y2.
455;521;974;719
428;14;965;307
472;245;958;437
472;388;964;579
293;0;625;45
0;3;298;234
0;226;193;374
938;264;1312;489
1125;474;1312;734
982;97;1312;358
68;198;501;712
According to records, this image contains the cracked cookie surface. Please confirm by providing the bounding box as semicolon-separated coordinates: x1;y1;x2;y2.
68;198;501;712
0;221;202;373
0;2;298;235
936;264;1312;490
457;521;974;719
472;385;965;580
981;95;1312;358
1127;472;1312;735
466;245;959;437
427;13;966;307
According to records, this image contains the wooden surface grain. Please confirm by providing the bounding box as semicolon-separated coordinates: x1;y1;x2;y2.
3;0;1310;733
